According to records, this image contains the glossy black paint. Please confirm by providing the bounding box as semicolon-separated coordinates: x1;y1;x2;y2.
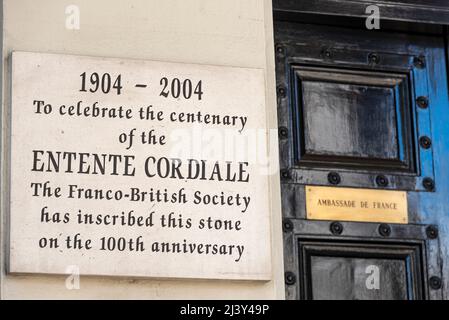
276;22;437;191
275;18;449;300
293;66;413;171
284;220;443;300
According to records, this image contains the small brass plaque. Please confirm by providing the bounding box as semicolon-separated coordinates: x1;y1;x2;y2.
306;186;408;224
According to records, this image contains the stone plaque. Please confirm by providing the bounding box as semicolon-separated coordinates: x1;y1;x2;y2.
306;186;408;224
8;51;273;280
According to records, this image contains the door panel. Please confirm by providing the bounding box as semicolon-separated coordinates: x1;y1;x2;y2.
284;220;442;300
277;23;436;192
309;256;408;300
275;22;448;300
293;66;414;171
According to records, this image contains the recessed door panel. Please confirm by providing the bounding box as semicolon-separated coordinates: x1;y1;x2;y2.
310;257;407;300
293;67;414;172
299;239;424;300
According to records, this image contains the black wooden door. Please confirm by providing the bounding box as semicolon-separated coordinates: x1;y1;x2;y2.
275;22;448;300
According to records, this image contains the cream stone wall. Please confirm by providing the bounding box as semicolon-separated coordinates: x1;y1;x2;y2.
0;0;284;299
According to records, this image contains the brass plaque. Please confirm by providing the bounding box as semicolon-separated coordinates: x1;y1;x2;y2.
306;186;408;224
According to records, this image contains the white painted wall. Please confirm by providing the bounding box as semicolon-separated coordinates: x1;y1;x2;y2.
0;0;284;299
